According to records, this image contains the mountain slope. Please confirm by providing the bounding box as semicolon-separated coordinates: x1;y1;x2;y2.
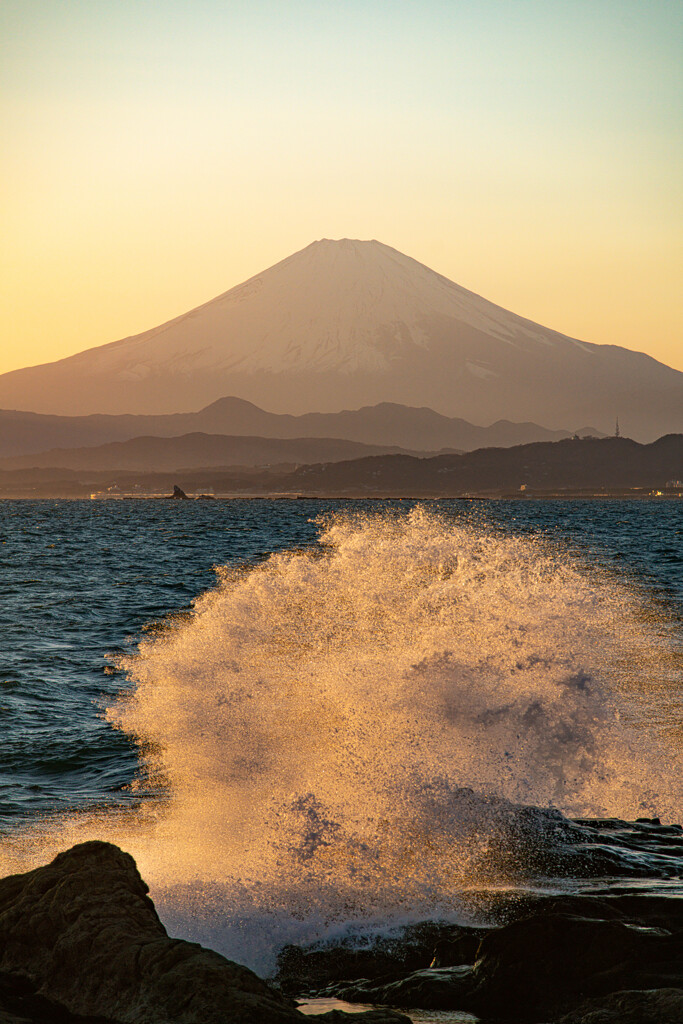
1;239;680;438
287;435;683;494
0;433;436;472
0;399;600;460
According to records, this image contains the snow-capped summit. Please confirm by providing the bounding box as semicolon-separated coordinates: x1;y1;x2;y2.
0;239;680;438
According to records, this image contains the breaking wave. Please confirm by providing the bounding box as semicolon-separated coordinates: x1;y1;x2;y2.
2;508;681;972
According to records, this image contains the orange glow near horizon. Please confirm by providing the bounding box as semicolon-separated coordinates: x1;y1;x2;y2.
1;1;681;377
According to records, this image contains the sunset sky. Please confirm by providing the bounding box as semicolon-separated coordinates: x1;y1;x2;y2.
1;0;681;376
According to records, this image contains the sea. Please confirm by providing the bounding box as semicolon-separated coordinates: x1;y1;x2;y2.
1;498;682;1015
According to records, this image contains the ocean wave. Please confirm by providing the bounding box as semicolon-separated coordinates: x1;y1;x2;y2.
2;507;681;974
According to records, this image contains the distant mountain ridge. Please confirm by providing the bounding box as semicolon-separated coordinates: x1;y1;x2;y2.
0;398;602;460
0;433;441;472
285;434;683;495
0;434;680;499
0;239;680;438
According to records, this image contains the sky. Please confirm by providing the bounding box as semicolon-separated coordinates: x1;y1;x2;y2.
1;0;681;375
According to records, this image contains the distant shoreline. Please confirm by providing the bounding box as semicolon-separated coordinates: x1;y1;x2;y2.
2;434;680;501
0;491;681;501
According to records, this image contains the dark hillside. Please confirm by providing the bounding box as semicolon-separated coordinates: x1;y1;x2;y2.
287;436;683;495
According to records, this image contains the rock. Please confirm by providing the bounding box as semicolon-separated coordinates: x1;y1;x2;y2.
467;910;682;1019
281;815;683;1003
429;928;489;967
0;969;113;1022
171;484;189;499
556;987;683;1023
18;838;677;1024
317;900;683;1021
482;809;683;881
276;921;481;996
0;842;407;1024
330;966;473;1011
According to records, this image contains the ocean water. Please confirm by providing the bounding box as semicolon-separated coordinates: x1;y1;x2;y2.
0;498;682;979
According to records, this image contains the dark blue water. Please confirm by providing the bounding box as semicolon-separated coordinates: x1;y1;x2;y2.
0;498;681;829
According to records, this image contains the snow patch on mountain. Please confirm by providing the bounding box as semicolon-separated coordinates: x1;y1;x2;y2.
76;238;589;380
0;238;680;439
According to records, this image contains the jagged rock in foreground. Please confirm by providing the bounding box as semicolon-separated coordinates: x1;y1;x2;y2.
277;813;683;1022
465;908;683;1019
4;836;681;1023
0;842;408;1024
311;901;683;1019
276;921;490;998
556;988;683;1023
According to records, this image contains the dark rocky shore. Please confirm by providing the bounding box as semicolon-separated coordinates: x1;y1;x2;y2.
0;842;407;1024
278;893;683;1022
2;831;683;1024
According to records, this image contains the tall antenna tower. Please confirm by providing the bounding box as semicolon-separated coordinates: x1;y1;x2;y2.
615;417;620;438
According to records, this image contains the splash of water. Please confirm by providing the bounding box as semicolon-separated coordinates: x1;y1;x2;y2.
2;508;681;972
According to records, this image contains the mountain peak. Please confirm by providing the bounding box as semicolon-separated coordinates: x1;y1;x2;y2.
310;237;381;246
0;240;680;438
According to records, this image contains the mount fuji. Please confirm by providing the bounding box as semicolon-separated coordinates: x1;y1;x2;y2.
1;239;681;439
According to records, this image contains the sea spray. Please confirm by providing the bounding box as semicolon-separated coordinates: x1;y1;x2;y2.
1;507;681;972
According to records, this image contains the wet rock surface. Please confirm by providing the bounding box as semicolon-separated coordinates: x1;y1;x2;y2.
2;824;681;1023
287;898;683;1022
482;808;683;881
293;900;683;1021
278;818;683;1022
555;987;683;1023
0;842;408;1024
276;921;491;998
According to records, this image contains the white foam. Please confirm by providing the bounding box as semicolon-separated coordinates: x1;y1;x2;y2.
2;508;681;974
